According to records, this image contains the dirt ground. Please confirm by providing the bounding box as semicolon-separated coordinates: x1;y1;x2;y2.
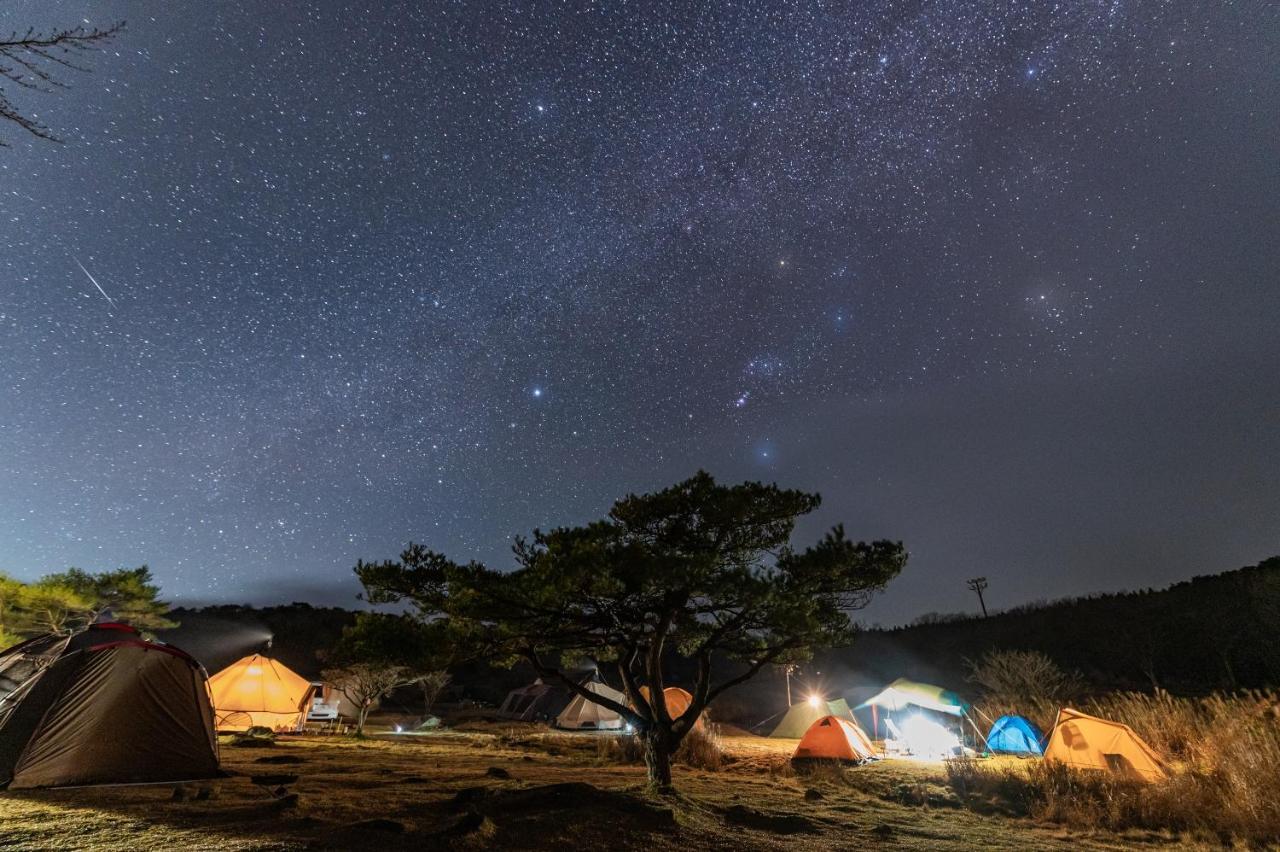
0;724;1196;851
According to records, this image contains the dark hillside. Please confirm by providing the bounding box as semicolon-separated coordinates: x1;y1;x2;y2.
821;555;1280;697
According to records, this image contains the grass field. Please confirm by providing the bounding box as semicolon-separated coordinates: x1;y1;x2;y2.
0;722;1201;851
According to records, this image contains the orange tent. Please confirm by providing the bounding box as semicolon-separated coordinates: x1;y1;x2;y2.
792;714;878;762
1043;708;1167;782
208;654;314;732
637;686;704;730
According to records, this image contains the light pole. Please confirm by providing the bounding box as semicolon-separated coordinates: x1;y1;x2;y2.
966;577;989;617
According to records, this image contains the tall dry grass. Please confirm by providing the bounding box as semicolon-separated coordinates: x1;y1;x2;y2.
594;723;727;772
954;691;1280;845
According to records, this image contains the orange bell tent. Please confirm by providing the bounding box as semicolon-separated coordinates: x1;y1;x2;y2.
637;686;704;730
1043;708;1167;782
792;715;877;762
208;654;314;732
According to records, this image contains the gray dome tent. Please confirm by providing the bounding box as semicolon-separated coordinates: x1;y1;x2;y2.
0;623;220;789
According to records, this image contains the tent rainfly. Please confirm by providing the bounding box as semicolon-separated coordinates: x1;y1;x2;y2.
1043;708;1167;781
987;715;1045;755
637;686;704;730
855;678;968;715
497;671;598;722
770;697;857;738
208;654;314;732
555;680;628;730
0;623;220;789
792;715;878;762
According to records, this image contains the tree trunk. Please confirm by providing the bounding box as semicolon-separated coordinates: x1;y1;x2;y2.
356;703;370;737
641;726;674;790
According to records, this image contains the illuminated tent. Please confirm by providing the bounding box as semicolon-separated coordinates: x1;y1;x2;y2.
855;678;967;716
555;680;628;730
987;714;1045;755
792;715;877;762
637;686;705;730
208;654;314;732
0;624;220;789
1043;708;1167;782
770;698;857;738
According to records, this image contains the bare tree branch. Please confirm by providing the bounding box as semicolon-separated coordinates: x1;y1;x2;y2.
0;22;124;145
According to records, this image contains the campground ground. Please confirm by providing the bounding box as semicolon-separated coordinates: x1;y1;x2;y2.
0;723;1195;851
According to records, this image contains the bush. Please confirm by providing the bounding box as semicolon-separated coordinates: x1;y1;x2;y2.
966;649;1084;709
676;724;724;771
594;724;726;772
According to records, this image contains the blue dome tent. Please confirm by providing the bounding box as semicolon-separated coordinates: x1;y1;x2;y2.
986;715;1045;755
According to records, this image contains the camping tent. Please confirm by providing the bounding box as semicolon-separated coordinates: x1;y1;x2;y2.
208;653;314;732
792;715;877;762
770;697;856;738
497;670;603;722
987;715;1045;755
856;678;967;715
637;686;704;730
555;680;628;730
1043;708;1167;781
0;623;220;789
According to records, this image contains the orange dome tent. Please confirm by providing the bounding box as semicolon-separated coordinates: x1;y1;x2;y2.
1043;708;1167;782
792;715;878;762
637;686;705;730
208;654;314;732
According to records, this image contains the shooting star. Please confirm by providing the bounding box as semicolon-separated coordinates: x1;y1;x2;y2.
74;257;118;311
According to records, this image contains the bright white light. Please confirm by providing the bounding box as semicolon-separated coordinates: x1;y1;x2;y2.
394;724;403;733
899;714;960;759
624;723;634;733
807;694;821;708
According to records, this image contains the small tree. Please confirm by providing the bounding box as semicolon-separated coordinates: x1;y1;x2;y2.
356;471;906;789
965;649;1084;707
322;663;418;736
326;612;453;732
417;670;451;717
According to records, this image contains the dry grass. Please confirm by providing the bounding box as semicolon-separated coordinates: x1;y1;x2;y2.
0;724;1159;851
954;691;1280;845
592;723;727;772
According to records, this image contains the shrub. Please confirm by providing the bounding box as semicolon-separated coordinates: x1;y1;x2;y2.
966;649;1084;709
594;724;726;772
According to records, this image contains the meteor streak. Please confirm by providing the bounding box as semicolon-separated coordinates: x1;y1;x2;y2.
74;256;117;310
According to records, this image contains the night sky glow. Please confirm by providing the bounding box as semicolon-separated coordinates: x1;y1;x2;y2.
1;1;1277;621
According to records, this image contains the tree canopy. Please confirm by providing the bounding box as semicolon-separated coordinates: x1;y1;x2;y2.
356;471;905;787
0;565;176;646
324;612;453;735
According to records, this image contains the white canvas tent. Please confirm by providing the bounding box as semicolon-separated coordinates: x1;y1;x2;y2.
554;680;628;730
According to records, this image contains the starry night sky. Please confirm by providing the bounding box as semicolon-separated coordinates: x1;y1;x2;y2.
1;1;1277;623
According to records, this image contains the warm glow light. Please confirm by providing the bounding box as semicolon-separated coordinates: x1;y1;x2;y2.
807;694;821;708
246;666;262;676
899;714;960;759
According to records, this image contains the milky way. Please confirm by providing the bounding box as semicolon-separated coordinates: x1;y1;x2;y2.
1;1;1277;620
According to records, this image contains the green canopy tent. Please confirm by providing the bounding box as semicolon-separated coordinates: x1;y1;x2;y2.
855;678;968;716
855;678;973;750
769;697;856;738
